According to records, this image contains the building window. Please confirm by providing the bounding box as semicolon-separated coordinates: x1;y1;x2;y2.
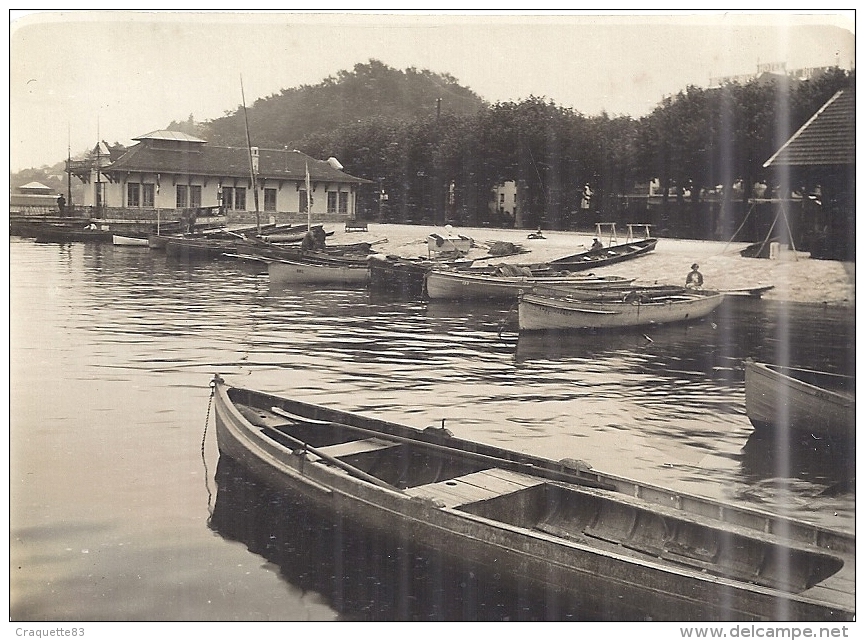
264;188;277;212
338;191;348;214
190;185;202;208
299;190;309;213
235;187;246;211
223;187;234;210
127;182;140;207
327;191;338;213
143;184;155;207
176;185;189;208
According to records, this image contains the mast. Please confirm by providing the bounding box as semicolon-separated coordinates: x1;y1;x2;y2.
66;129;72;213
240;75;261;234
95;117;102;216
307;166;312;230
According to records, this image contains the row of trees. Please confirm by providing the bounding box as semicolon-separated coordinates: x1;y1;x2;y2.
211;62;849;235
368;74;844;231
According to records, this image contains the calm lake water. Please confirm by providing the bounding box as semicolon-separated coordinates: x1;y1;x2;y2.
8;237;855;621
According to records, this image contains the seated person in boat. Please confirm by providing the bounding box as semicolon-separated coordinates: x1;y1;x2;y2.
591;238;603;250
685;263;704;289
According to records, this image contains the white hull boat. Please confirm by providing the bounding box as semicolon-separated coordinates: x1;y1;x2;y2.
518;289;725;331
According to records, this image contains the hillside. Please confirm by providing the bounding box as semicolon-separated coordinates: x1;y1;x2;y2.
200;59;487;149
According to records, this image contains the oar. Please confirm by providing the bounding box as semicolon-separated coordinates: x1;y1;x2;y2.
269;406;614;490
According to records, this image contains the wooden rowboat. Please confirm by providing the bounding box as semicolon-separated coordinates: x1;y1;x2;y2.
549;237;658;271
267;255;370;285
425;269;634;301
211;375;854;621
518;288;725;331
744;360;855;441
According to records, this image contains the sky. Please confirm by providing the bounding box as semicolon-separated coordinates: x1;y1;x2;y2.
7;9;856;173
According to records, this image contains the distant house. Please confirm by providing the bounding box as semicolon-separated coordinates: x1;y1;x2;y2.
762;88;855;259
9;181;60;214
490;181;517;224
67;130;371;223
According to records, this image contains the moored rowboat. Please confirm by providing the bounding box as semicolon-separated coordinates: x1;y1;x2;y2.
211;375;854;621
550;237;658;271
425;269;634;301
744;360;855;441
267;255;370;285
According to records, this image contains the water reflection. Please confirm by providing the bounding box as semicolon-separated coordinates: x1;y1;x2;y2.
209;456;621;621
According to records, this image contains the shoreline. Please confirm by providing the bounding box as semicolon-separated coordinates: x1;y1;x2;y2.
323;222;855;308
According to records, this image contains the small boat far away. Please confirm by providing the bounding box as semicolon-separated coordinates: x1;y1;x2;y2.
549;237;657;271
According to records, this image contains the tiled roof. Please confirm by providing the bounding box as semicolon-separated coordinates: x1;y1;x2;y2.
103;143;371;184
763;89;855;168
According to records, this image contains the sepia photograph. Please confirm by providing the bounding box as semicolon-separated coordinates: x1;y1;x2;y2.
7;9;856;631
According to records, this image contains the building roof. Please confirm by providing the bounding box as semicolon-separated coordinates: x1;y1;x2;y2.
133;130;207;143
103;142;371;184
19;181;53;192
763;89;855;168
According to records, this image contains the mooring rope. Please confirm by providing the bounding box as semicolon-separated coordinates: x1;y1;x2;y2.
202;379;215;517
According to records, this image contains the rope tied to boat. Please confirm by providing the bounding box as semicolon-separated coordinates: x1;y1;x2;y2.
202;376;217;518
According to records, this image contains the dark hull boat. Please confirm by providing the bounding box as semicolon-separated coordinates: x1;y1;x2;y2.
33;226;114;243
367;255;431;298
211;376;854;622
550;237;658;271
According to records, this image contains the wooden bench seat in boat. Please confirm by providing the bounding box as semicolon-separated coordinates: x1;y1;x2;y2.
405;468;543;508
313;438;398;459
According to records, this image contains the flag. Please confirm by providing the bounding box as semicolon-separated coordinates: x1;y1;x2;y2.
156;173;160;194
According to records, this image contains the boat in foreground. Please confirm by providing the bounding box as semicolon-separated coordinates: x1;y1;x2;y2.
744;360;855;441
549;237;658;271
211;375;854;621
518;287;725;331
